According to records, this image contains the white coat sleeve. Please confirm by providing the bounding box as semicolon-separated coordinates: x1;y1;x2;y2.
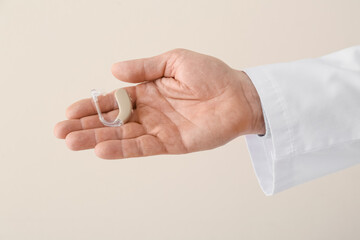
243;45;360;196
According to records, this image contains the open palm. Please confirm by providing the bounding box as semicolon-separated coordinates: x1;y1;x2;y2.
54;49;263;159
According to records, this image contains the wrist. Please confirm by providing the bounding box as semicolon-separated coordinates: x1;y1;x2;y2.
237;70;266;135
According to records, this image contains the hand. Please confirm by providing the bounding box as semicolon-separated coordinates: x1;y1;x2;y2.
54;49;265;159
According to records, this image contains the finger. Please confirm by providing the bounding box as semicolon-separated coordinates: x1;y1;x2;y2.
111;49;185;83
54;109;139;139
65;122;146;151
66;86;137;119
94;135;166;159
54;119;82;139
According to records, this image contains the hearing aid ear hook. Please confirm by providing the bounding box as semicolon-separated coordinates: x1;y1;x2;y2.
91;88;133;127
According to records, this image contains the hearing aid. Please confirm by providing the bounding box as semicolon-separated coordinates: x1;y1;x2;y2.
91;88;133;127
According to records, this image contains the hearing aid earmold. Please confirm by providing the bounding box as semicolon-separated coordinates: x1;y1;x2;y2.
91;88;132;127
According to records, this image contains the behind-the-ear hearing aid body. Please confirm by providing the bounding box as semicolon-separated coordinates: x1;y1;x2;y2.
91;88;132;127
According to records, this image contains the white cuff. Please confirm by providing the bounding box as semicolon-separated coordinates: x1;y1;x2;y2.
243;46;360;195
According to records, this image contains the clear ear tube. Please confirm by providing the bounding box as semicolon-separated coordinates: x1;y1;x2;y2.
91;88;132;127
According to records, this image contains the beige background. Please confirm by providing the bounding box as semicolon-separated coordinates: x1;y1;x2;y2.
0;0;359;239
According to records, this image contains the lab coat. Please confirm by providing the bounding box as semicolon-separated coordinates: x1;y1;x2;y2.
244;46;360;196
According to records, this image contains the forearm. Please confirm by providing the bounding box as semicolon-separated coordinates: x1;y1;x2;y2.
243;45;360;195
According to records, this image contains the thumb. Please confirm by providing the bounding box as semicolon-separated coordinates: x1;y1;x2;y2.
111;49;182;83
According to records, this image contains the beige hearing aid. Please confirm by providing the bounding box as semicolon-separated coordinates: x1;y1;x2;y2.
91;88;132;127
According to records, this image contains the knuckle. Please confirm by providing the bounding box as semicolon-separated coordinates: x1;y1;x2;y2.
169;48;187;56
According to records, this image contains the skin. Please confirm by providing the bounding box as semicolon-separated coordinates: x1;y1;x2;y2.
54;49;265;159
